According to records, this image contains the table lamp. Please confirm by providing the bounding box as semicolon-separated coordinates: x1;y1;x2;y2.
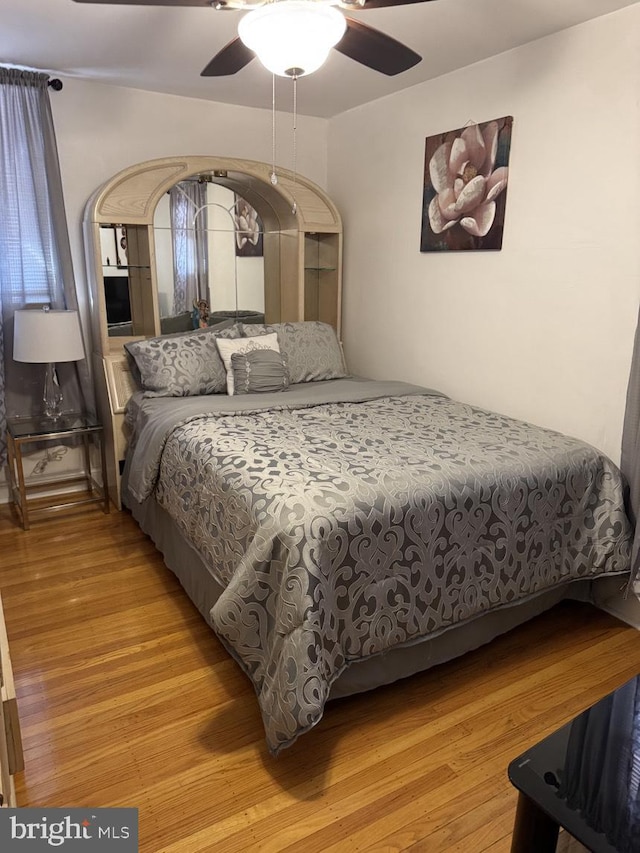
13;307;85;420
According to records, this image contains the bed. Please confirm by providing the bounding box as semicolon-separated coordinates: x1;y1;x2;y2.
120;320;632;754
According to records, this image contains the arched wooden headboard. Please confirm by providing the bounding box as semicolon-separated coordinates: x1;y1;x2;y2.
83;155;343;508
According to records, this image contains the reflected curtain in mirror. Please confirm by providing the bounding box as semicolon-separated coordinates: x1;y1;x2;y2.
169;181;209;317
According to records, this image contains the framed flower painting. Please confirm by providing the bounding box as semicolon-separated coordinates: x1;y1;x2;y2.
420;115;513;252
234;195;264;258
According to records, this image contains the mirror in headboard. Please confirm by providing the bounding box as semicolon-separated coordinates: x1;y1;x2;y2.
100;183;268;338
153;182;266;335
83;155;343;508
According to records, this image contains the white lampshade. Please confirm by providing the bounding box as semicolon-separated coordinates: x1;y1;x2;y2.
14;309;85;364
238;1;346;78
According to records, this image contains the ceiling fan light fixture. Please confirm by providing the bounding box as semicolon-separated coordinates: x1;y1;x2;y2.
238;1;347;77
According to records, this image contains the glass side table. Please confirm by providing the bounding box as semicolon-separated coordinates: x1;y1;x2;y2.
6;413;110;530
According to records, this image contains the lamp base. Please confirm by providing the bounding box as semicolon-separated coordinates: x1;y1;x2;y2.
43;362;63;420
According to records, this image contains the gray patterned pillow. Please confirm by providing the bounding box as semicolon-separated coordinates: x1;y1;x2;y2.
125;324;241;397
231;349;290;394
241;321;347;384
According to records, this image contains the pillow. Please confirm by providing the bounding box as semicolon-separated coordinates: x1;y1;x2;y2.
124;324;240;397
215;332;280;395
242;321;347;384
158;313;236;335
231;349;290;395
159;312;193;335
209;310;265;326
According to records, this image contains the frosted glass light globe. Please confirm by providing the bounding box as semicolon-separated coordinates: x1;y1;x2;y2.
238;1;347;77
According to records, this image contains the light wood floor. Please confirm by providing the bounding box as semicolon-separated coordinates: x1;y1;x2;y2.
0;502;638;852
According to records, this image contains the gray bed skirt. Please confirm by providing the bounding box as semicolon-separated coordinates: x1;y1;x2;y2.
125;490;596;701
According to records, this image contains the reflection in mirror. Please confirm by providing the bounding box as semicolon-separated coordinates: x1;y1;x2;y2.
100;225;133;336
101;181;266;337
154;181;265;333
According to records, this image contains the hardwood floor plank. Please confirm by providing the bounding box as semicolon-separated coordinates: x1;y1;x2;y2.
403;787;516;851
337;772;514;853
478;837;511;853
0;506;638;852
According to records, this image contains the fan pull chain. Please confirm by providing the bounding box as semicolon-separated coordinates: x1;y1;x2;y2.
291;75;297;215
270;74;278;185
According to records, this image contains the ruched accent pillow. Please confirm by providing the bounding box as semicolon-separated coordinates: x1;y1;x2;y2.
231;349;290;394
215;332;281;395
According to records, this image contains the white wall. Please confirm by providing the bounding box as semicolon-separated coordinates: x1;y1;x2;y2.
328;5;640;464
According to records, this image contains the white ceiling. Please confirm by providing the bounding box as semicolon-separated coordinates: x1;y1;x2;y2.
2;0;638;118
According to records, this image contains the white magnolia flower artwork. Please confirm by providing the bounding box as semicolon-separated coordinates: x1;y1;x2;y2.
420;116;513;252
234;196;264;258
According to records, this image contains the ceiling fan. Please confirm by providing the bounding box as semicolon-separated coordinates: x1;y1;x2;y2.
72;0;435;79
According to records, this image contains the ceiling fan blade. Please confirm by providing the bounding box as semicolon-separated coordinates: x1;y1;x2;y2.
201;37;256;76
360;0;437;8
72;1;213;6
335;18;421;76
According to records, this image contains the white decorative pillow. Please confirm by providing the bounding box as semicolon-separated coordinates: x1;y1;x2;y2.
215;332;280;395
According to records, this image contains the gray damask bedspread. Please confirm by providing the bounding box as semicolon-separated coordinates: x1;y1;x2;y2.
124;379;631;754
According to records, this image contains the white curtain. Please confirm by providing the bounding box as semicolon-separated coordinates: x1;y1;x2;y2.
0;68;93;463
